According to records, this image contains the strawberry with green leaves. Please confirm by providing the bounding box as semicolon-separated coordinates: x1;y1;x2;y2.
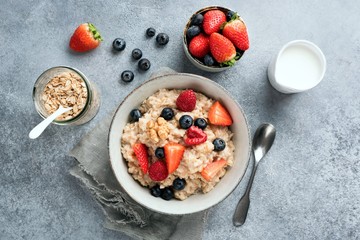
69;23;103;52
222;17;249;51
209;33;237;66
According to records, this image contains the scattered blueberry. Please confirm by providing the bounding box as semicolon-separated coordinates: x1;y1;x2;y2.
161;187;174;200
138;58;151;71
191;14;204;26
130;109;142;122
146;27;156;37
132;48;143;60
150;185;162;197
186;25;201;39
121;70;134;82
155;147;165;159
194;118;207;130
173;178;186;191
226;10;236;21
213;138;226;151
156;33;169;45
112;38;126;51
204;54;215;66
179;115;193;129
160;108;174;120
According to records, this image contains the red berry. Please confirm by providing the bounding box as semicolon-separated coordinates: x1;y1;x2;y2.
69;23;103;52
132;143;149;174
189;33;210;58
164;142;185;174
209;33;236;65
149;161;168;181
184;126;207;146
203;10;226;35
201;159;227;181
208;101;233;126
222;19;249;51
176;89;196;112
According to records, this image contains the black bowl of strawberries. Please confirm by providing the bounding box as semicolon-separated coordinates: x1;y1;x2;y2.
183;6;250;72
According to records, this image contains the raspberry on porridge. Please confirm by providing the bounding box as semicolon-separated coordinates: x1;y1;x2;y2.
121;89;234;200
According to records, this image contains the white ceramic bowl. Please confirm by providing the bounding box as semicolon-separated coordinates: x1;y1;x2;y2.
108;73;251;215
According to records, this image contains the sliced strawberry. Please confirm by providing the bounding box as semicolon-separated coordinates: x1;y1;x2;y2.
222;19;249;51
164;142;185;174
69;23;103;52
201;159;227;181
203;10;226;35
208;101;233;126
176;89;196;112
132;143;149;174
184;126;207;146
189;33;210;58
148;161;168;181
209;33;236;65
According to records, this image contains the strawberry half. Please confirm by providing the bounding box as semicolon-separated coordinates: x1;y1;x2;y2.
69;23;103;52
164;142;185;174
148;161;168;182
189;33;210;58
176;89;197;112
208;101;233;126
209;33;236;66
184;126;207;146
203;10;226;35
132;143;149;174
222;19;249;51
201;159;227;181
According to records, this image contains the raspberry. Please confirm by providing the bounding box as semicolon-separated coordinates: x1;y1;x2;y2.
176;89;196;112
148;161;168;181
184;126;207;146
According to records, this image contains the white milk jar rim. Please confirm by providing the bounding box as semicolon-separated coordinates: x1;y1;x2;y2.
274;40;326;92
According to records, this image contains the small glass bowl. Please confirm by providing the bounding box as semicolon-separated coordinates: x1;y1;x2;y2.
32;66;100;126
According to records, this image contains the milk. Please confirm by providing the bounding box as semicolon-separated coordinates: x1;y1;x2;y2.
275;45;323;90
267;40;326;93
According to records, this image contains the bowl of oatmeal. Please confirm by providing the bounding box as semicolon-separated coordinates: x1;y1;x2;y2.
109;72;251;215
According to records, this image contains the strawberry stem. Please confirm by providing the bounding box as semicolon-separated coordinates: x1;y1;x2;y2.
88;23;103;41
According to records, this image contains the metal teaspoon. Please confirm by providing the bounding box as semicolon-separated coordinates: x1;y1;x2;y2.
233;123;276;226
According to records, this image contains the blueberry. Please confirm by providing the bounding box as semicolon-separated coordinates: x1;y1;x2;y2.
146;27;156;37
112;38;126;51
190;14;204;26
129;109;141;122
179;115;193;129
150;185;162;197
121;70;134;82
213;138;226;151
204;54;215;66
132;48;143;60
173;178;186;191
194;118;207;130
160;108;174;120
186;25;201;39
161;187;174;200
226;11;236;21
138;58;151;71
156;33;169;45
155;147;165;159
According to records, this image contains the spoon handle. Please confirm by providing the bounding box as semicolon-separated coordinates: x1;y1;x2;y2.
29;107;72;139
233;161;258;226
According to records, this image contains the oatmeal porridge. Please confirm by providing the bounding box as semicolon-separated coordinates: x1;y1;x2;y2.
121;89;234;200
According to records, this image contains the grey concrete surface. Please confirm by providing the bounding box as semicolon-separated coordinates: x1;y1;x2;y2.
1;0;359;239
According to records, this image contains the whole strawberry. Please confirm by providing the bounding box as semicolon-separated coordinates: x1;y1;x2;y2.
209;33;236;65
69;23;103;52
203;10;226;35
176;89;197;112
222;18;249;51
189;33;210;58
